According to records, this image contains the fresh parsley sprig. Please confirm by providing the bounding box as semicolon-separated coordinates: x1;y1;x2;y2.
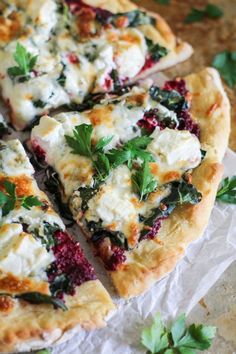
132;160;157;201
65;124;154;182
212;51;236;88
216;176;236;204
0;180;43;217
185;4;223;23
7;43;38;82
141;313;216;354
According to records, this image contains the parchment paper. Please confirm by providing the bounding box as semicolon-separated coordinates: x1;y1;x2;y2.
52;149;236;354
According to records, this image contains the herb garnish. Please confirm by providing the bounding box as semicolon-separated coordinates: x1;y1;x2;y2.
141;180;202;239
145;38;168;62
149;86;186;112
212;51;236;88
65;124;113;181
185;4;223;23
16;292;67;311
141;313;216;354
35;349;51;354
0;180;43;217
7;43;38;82
132;160;157;201
216;176;236;204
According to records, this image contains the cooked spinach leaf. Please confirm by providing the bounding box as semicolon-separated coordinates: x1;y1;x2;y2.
16;292;67;311
149;86;187;111
145;37;168;62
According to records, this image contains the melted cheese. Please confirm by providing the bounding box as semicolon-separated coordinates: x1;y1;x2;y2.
0;224;54;278
148;128;202;180
0;139;34;176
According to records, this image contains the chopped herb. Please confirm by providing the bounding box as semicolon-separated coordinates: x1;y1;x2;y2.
16;292;67;311
32;222;60;251
141;180;202;238
185;4;223;23
49;274;71;297
145;38;168;62
87;220;129;250
141;313;216;354
212;51;236;88
57;64;66;87
33;99;47;108
7;43;38;82
149;86;187;112
216;176;236;204
132;160;158;201
78;184;100;212
0;180;43;217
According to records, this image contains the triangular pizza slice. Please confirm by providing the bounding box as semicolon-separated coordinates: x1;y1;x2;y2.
31;68;230;299
0;139;115;352
0;0;192;130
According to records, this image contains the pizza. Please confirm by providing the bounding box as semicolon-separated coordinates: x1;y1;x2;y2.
0;139;115;352
31;67;230;298
0;0;192;130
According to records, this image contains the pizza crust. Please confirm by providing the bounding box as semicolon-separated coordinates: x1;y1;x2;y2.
109;68;230;298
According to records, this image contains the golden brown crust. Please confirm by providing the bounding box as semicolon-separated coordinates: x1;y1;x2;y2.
109;68;230;298
0;280;115;353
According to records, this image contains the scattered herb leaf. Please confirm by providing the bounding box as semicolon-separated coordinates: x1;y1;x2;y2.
0;180;43;217
7;43;38;81
212;51;236;88
141;313;216;354
185;4;223;23
145;37;168;62
132;160;157;201
216;176;236;204
16;292;67;311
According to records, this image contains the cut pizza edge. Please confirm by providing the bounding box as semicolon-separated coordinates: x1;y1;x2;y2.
0;140;115;353
110;67;230;297
30;67;230;299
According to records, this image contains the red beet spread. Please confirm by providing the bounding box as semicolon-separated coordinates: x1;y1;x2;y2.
32;140;46;159
140;57;155;73
48;231;96;297
105;246;126;271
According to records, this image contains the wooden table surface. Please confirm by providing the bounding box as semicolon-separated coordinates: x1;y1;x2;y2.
135;0;236;152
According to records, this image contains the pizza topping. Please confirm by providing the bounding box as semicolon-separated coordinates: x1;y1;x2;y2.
145;37;168;63
7;43;38;82
47;230;96;298
131;160;158;201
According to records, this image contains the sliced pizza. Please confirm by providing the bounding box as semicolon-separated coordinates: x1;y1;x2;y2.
0;0;192;130
31;67;230;299
0;139;115;353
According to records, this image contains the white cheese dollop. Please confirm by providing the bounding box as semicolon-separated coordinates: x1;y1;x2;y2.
148;127;202;171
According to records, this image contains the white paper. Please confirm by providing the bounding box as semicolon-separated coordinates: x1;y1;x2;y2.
52;149;236;354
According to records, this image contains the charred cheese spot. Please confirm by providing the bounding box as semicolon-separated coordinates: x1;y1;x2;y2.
127;221;140;248
0;295;14;313
126;92;148;107
0;12;23;44
0;175;35;197
162;171;181;183
0;273;49;295
87;105;114;127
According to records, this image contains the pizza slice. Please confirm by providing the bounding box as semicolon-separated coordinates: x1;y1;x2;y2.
0;0;192;130
31;68;230;299
0;139;115;353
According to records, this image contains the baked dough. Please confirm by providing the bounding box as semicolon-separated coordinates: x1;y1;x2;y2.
0;0;192;130
31;67;230;299
110;68;230;297
0;140;115;353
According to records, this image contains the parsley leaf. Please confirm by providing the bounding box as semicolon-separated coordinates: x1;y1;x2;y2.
185;4;223;23
35;349;51;354
212;51;236;88
93;153;111;181
94;135;113;153
132;160;157;201
7;43;38;81
0;180;43;217
65;124;93;158
141;313;216;354
216;176;236;204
